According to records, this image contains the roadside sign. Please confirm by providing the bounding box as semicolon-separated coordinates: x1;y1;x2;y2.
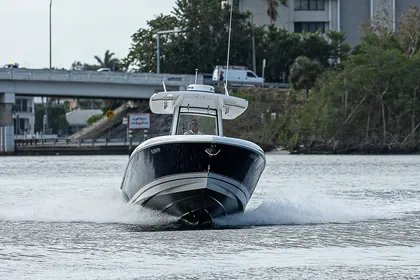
105;109;115;120
122;117;128;125
128;113;150;130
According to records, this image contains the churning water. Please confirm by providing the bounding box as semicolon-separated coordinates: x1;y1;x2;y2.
1;154;419;279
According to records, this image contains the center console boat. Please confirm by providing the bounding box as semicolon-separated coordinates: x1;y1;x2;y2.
120;83;266;226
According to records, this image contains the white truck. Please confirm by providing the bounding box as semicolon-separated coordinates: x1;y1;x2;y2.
212;65;264;87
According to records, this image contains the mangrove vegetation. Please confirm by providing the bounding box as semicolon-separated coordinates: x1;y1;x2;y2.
226;6;420;154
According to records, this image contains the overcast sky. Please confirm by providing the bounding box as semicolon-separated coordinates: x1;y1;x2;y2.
0;0;176;69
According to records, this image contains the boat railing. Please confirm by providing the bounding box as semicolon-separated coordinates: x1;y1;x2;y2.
14;137;146;147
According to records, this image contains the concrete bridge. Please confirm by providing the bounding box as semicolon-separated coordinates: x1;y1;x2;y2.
0;68;201;154
0;68;201;99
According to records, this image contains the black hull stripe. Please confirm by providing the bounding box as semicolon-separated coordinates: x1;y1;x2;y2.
129;173;250;206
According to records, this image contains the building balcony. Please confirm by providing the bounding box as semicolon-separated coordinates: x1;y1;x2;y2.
13;108;33;114
12;112;34;119
294;10;329;22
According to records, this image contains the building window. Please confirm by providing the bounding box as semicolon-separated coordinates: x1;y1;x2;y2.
14;118;27;135
295;0;325;11
294;22;326;33
232;0;239;10
20;119;26;133
14;99;22;112
14;98;32;113
21;99;28;112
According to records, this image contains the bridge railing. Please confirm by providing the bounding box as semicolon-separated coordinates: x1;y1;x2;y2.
15;138;145;147
203;80;289;89
0;68;199;86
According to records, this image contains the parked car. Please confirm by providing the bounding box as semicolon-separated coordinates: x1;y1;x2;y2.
97;68;111;72
4;63;19;69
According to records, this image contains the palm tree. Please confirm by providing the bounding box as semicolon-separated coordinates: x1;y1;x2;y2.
94;50;124;110
289;56;323;99
94;50;121;71
266;0;288;24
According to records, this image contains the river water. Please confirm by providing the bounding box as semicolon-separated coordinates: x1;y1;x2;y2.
1;154;419;279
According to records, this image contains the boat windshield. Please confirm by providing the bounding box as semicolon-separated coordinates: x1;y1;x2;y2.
176;107;218;135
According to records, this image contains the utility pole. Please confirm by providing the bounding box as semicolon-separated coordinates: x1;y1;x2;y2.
262;59;266;87
156;33;160;74
251;15;256;73
44;0;53;134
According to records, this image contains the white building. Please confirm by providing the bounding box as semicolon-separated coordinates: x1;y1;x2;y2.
228;0;419;46
13;96;35;138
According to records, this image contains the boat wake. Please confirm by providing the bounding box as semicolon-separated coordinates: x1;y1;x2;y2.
213;192;407;228
0;188;178;226
1;186;415;230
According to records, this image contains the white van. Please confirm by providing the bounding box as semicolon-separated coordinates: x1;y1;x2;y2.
97;68;111;72
212;65;264;87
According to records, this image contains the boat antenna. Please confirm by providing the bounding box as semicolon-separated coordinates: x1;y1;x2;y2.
194;68;198;84
162;80;167;92
224;1;233;96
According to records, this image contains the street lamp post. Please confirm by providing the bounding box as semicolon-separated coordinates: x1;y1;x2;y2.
44;0;53;134
262;59;266;88
156;29;186;74
250;15;256;73
156;33;160;74
49;0;52;69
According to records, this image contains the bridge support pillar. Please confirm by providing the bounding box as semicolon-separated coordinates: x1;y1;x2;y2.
0;93;15;155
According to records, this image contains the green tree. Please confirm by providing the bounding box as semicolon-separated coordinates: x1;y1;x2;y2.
94;50;122;71
289;56;323;99
397;6;420;58
125;0;350;83
86;114;104;125
35;104;68;136
71;50;122;71
126;0;254;74
279;6;420;153
255;28;334;82
126;14;181;73
325;30;351;67
35;104;45;133
48;106;69;136
71;61;101;71
285;29;420;152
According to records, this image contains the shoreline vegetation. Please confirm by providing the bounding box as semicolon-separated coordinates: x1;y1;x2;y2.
42;2;419;156
223;6;420;155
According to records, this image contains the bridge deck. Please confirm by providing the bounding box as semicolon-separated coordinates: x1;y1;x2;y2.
0;68;199;86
